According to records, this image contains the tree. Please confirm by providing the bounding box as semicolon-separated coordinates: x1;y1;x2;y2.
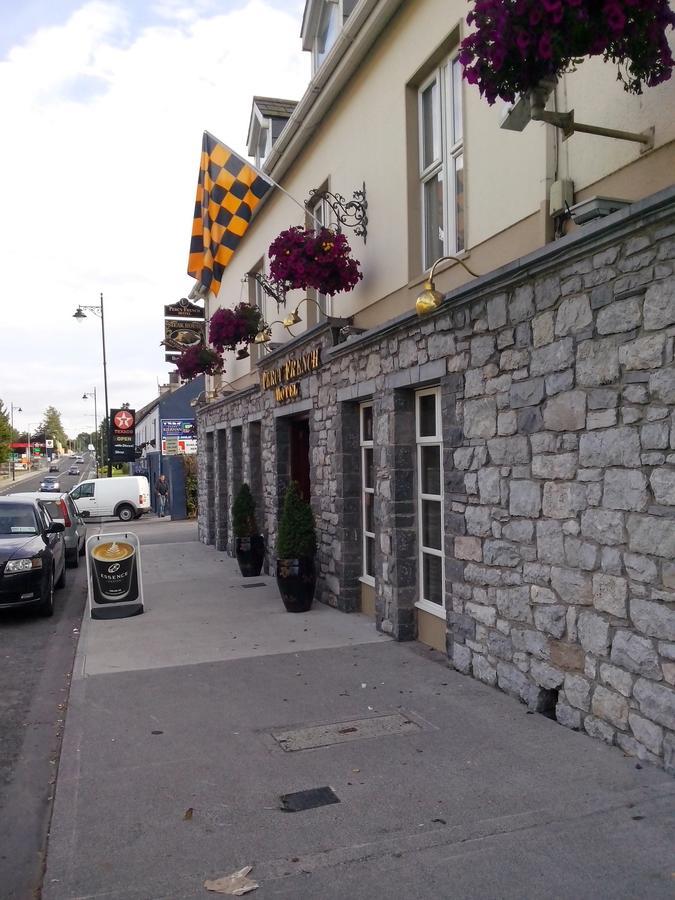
76;432;91;452
39;406;68;447
0;400;11;465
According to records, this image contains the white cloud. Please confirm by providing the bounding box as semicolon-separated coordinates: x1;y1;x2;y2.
0;0;309;438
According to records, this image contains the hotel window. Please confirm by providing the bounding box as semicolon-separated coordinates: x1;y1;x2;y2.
309;194;334;320
416;388;444;610
248;261;266;363
418;54;464;270
360;402;375;582
305;0;358;76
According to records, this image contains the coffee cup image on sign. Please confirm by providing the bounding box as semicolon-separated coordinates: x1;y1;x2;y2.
91;541;137;602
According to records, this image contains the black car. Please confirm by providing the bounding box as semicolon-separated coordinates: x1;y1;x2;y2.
0;498;67;616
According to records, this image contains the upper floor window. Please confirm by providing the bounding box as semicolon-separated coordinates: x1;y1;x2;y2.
308;192;337;320
419;54;464;270
248;261;266;364
303;0;357;76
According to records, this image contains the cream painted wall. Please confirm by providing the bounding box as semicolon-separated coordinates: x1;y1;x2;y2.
212;0;675;385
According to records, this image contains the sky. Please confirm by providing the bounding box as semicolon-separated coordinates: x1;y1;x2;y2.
0;0;310;441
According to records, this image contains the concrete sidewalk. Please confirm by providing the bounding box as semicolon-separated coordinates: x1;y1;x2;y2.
44;521;675;899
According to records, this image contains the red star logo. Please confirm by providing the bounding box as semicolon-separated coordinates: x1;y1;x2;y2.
114;411;134;430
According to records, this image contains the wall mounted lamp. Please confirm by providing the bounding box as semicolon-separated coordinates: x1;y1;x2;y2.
415;255;480;317
281;296;323;329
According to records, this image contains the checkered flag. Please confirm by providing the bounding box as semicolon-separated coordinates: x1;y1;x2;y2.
187;131;272;298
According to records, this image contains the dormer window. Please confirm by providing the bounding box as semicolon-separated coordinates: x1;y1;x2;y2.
247;97;298;171
302;0;357;76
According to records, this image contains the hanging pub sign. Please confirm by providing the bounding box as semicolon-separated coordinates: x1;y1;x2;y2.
86;532;144;619
110;408;136;462
261;348;321;404
163;318;206;352
164;298;205;320
165;352;181;363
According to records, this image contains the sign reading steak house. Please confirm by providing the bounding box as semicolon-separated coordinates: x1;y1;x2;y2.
261;348;321;403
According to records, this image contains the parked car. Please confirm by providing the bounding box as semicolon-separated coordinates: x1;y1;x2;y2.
69;475;151;522
9;492;88;566
39;476;60;492
68;466;80;476
0;497;66;616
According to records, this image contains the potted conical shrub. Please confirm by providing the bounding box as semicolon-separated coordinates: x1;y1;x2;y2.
276;481;317;613
232;483;265;577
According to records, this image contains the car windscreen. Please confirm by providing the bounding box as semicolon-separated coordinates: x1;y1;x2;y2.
0;504;38;534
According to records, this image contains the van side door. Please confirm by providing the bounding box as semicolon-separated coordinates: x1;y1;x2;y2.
70;481;96;517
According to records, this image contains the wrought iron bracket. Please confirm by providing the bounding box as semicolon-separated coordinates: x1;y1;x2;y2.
246;272;288;309
306;182;368;243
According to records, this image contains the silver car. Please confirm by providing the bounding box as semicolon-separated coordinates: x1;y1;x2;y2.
8;492;88;567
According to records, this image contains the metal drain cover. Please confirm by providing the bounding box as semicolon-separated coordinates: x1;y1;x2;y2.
279;786;340;812
272;713;421;751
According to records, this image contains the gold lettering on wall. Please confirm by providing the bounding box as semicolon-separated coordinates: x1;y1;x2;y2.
261;348;321;402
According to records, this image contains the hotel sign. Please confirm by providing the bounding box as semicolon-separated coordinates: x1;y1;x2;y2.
261;348;321;403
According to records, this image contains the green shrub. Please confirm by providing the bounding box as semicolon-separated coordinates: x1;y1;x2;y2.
276;481;316;558
232;483;258;538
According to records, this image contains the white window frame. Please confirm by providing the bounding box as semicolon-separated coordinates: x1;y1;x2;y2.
418;54;464;270
309;194;334;320
249;261;267;364
360;402;375;585
415;387;445;618
312;0;340;73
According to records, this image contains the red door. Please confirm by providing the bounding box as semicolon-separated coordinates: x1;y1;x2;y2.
290;419;311;503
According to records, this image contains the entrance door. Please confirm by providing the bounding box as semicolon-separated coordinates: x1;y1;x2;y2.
289;419;311;503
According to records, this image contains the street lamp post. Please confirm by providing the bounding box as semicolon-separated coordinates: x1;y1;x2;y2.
9;403;22;481
82;389;99;477
73;293;111;477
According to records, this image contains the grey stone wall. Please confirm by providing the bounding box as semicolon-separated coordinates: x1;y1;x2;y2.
197;193;675;770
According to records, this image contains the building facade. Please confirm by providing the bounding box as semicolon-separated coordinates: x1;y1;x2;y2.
195;0;675;770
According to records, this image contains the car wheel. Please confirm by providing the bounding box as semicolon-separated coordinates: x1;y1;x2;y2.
56;558;67;589
37;570;54;617
117;504;134;522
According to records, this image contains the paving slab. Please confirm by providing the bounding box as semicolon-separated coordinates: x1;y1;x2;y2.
43;526;675;899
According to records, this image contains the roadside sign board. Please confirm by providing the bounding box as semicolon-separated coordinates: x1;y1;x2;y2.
161;419;197;455
86;532;144;619
164;298;205;320
163;319;206;352
110;408;136;462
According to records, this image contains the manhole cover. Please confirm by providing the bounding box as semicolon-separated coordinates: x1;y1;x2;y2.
272;713;421;751
279;786;340;812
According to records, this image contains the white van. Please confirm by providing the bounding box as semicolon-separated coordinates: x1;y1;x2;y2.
69;476;151;522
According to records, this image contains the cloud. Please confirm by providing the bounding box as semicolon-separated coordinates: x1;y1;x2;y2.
0;0;309;438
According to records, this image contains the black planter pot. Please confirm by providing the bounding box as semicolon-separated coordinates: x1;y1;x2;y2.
276;557;316;612
235;535;265;577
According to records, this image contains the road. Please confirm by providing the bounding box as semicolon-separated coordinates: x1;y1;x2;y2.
0;455;91;899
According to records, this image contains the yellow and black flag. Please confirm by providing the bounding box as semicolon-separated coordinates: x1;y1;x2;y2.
187;131;272;297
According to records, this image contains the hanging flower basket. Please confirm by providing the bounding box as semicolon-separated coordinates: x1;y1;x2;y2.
459;0;675;106
209;302;264;352
268;226;363;297
175;345;223;380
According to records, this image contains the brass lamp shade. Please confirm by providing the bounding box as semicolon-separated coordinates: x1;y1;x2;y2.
235;348;250;360
254;329;271;344
282;309;302;327
415;280;443;316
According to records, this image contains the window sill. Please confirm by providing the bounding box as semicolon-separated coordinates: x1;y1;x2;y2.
359;575;375;588
407;250;472;291
415;598;446;620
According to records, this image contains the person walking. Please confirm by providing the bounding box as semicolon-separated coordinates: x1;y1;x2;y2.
155;473;169;518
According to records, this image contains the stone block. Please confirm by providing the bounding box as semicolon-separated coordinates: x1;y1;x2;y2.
628;712;663;755
627;514;675;558
477;467;501;504
496;661;529;699
599;662;633;697
551;640;584;671
576;337;620;386
543;390;587;431
531;338;574;376
502;519;534;543
640;421;669;450
591;685;629;728
449;611;476;643
623;552;658;584
579;426;641;468
633;678;675;730
511;627;550;659
509;480;541;517
649;368;675;404
596;297;642;334
650;468;675;506
556;702;582;729
551;567;592;604
465;601;497;627
531;585;558;604
630;597;675;641
577;611;611;656
532;311;554;348
465;505;492;537
471;334;496;368
584;715;615;744
592;573;628;617
452;643;472;674
533;604;566;638
537;520;566;564
487;632;513;660
564;537;598;571
509;284;534;323
454;536;482;561
602;468;649;512
555;294;593;336
610;629;661;678
545;370;575;396
510;378;544;409
542;482;587;519
619;334;665;370
531;659;565;689
495;585;532;622
483;540;521;567
487;436;530;465
588;388;619;410
580;508;625;545
517;406;544;434
564;673;592;710
472;654;497;686
486;294;507;330
531;453;577;480
643;276;675;330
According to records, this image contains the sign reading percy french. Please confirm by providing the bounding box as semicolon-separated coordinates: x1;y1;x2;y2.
110;408;136;463
163;298;205;320
261;348;321;403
